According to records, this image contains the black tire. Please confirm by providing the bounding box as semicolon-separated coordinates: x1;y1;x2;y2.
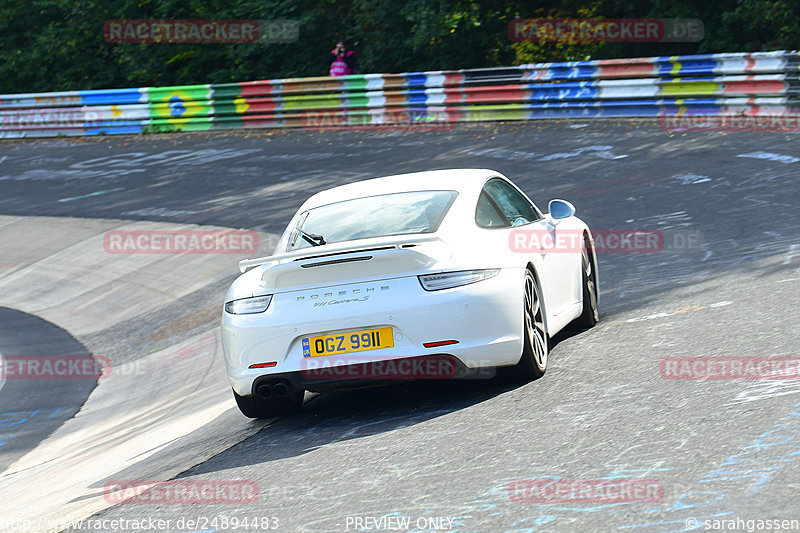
232;388;304;419
508;269;548;382
575;235;599;329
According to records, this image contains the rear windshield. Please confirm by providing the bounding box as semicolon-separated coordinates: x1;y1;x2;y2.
288;190;458;250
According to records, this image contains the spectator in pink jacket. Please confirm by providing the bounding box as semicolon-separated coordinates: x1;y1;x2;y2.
328;40;356;76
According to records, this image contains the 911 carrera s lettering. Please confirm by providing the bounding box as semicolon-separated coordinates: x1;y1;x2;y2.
313;296;370;307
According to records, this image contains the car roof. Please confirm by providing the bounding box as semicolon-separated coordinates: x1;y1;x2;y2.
300;168;503;209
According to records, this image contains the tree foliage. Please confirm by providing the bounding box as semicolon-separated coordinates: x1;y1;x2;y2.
0;0;797;93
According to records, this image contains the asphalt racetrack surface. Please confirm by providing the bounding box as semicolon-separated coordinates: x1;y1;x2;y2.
1;120;799;532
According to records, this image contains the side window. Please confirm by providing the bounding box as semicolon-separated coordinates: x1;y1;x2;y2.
482;178;540;227
475;191;510;228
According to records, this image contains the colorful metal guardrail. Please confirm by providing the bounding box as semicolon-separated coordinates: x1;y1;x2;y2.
1;51;798;138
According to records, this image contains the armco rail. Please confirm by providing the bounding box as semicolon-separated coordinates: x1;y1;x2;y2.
1;50;798;138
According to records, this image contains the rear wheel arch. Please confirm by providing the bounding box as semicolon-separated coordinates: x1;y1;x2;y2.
502;264;549;382
524;262;550;337
573;231;599;328
583;230;600;304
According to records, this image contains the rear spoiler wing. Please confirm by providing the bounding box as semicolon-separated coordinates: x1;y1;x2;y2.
238;235;442;273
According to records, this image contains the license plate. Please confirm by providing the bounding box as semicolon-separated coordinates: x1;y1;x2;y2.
302;327;394;357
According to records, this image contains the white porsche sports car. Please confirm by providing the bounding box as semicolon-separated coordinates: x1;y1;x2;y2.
222;169;598;418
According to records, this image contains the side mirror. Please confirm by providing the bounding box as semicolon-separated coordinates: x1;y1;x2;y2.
548;199;576;223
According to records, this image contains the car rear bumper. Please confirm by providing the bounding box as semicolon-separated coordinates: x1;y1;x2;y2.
251;353;501;394
221;268;524;396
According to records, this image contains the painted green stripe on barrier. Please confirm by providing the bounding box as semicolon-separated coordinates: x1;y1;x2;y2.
282;95;343;110
661;80;720;96
209;115;246;128
467;110;529;121
211;84;246;99
213;103;240;115
344;95;370;107
148;117;213;131
463;103;529;121
344;78;369;91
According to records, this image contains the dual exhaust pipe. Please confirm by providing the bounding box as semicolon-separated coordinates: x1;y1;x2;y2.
257;380;294;399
